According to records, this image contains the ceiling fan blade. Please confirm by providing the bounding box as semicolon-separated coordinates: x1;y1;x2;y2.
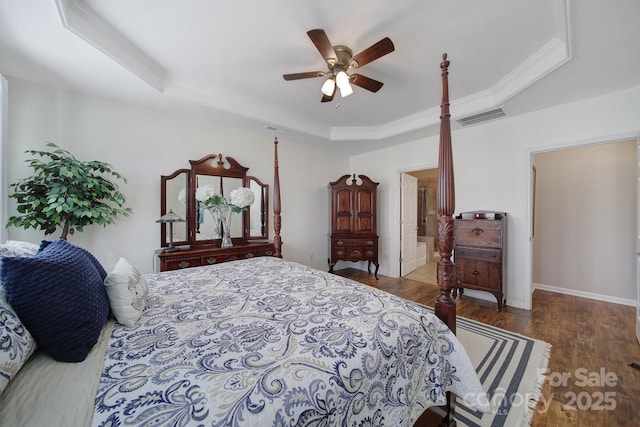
351;37;395;68
350;73;384;93
307;29;338;64
283;71;325;81
321;85;336;103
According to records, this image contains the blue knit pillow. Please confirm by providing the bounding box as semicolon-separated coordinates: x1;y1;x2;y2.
0;240;109;362
38;239;107;280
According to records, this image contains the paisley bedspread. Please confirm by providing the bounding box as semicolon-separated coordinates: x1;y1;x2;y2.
92;257;487;426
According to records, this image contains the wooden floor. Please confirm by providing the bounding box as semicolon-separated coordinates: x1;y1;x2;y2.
335;267;640;427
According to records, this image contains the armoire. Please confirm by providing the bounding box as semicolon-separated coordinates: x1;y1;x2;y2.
327;174;379;279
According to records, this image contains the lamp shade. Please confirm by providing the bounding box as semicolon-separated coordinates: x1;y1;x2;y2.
339;83;353;97
321;78;336;96
156;209;185;223
335;71;353;97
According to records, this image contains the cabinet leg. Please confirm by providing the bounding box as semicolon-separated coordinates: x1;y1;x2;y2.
373;262;379;280
328;258;335;274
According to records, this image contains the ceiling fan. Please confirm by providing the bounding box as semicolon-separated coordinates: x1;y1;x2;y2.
283;29;395;102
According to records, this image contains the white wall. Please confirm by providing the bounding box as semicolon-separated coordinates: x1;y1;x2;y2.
532;141;636;303
5;78;347;273
349;85;640;309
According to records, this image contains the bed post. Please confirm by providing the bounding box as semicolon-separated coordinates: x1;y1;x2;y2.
414;53;458;427
435;53;456;335
273;137;282;258
436;53;457;427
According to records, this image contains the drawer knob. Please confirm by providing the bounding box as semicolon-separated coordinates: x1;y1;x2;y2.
336;241;344;246
178;261;190;268
206;257;217;264
366;241;374;246
245;253;254;258
472;270;480;275
472;227;484;236
264;250;273;256
337;250;345;256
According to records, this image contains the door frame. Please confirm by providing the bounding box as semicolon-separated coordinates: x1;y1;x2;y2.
400;173;418;276
525;132;640;313
398;167;438;277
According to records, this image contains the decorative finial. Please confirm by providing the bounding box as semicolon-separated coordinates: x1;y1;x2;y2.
440;53;450;71
274;137;278;145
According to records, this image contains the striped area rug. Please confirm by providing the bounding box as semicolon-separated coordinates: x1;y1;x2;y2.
454;315;552;427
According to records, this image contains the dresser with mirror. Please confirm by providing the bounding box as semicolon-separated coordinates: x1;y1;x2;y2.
157;152;276;272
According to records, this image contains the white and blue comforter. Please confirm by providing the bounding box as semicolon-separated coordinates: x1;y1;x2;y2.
93;257;487;426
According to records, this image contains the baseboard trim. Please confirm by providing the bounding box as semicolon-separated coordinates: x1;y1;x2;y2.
533;283;636;307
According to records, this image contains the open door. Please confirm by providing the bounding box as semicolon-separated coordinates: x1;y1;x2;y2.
401;173;418;276
636;139;640;343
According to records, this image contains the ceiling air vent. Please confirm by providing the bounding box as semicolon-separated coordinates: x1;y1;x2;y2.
456;108;506;127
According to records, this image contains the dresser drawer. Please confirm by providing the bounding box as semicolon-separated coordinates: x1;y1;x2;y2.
164;256;202;270
203;250;256;265
455;257;502;290
455;220;502;247
332;245;377;261
333;238;377;248
256;247;276;257
455;246;501;263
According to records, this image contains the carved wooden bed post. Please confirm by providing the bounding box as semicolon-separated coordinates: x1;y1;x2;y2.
273;137;282;258
415;53;458;427
435;53;458;427
436;53;456;335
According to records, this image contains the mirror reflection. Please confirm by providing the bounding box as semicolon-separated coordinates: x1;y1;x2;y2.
162;170;189;246
248;177;268;240
160;154;270;248
195;176;244;240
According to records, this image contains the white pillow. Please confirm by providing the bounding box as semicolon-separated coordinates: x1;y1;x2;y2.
0;291;36;395
104;257;148;327
0;241;40;258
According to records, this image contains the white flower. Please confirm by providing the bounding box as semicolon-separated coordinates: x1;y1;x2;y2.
195;184;218;203
178;188;187;204
229;187;255;208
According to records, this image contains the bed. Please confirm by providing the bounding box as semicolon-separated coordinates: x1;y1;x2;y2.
0;54;484;426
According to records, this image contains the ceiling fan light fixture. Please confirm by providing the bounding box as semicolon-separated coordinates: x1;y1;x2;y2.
335;71;353;97
335;71;349;88
339;83;353;97
321;78;336;96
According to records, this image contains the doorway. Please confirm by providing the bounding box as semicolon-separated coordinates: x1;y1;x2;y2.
531;140;637;307
400;168;439;284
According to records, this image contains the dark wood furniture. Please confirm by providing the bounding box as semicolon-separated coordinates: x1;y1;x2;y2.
328;174;379;279
158;139;282;272
453;211;507;311
413;53;458;427
157;241;277;271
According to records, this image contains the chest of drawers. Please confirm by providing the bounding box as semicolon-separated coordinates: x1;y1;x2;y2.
453;211;507;311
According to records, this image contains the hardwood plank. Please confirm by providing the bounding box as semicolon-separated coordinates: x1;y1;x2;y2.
334;267;640;426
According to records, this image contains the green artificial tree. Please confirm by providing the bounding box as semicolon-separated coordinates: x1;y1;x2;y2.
7;143;133;239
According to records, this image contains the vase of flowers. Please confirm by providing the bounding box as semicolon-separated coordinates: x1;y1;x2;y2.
195;184;255;247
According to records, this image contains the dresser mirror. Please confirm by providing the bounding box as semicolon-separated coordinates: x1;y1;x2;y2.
248;176;268;240
160;154;269;248
194;175;244;241
160;169;189;248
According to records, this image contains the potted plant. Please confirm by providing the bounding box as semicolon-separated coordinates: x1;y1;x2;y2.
6;143;133;239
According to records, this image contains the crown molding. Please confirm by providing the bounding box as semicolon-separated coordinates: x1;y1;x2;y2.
55;0;167;91
331;0;572;141
331;35;572;141
56;0;571;143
